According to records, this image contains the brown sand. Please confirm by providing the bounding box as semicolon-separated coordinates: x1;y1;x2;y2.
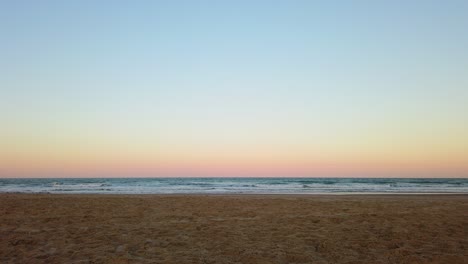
0;194;467;263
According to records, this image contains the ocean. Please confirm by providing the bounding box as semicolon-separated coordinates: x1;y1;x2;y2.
0;177;467;194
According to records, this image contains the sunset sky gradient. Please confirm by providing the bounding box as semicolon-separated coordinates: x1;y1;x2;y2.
1;1;468;177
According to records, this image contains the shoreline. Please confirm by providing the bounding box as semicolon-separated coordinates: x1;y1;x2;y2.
2;178;467;197
2;192;468;196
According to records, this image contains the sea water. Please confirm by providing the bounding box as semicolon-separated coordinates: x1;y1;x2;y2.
0;177;467;194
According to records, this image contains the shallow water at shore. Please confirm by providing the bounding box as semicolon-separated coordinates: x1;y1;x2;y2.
1;177;467;194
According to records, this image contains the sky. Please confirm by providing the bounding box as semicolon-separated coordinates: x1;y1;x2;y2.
1;0;467;177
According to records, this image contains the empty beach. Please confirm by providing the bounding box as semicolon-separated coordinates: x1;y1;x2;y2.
1;194;467;263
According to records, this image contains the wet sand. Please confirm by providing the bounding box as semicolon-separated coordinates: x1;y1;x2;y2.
1;194;467;263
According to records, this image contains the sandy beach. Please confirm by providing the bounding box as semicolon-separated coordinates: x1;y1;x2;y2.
0;194;467;263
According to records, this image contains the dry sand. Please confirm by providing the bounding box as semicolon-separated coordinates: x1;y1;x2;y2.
0;194;467;263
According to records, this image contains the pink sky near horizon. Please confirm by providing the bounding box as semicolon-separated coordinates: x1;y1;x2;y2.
2;150;467;178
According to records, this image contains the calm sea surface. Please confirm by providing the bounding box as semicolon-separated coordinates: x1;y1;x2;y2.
0;178;467;194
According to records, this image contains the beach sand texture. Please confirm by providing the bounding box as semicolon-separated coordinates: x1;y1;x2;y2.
1;194;467;263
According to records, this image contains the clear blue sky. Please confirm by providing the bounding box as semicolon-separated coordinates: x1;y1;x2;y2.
1;1;467;177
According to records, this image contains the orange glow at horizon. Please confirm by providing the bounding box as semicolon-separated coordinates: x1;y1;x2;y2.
2;146;467;177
